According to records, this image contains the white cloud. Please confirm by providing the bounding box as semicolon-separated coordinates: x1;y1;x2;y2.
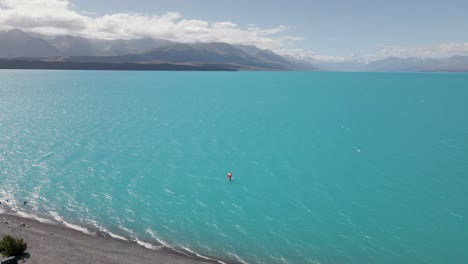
0;0;302;51
1;0;466;61
279;42;468;63
276;48;361;63
376;43;468;59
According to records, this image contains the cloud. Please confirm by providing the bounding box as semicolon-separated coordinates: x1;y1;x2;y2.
279;42;468;63
0;0;301;51
0;0;89;35
376;42;468;58
275;48;360;63
2;0;466;61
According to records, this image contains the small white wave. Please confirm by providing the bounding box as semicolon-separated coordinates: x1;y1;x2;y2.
84;219;128;241
233;224;248;236
145;228;171;248
450;212;464;218
232;203;246;215
36;152;53;163
61;221;92;234
226;252;249;264
301;256;322;264
178;245;228;264
100;227;127;240
164;188;175;195
135;239;161;250
162;225;176;233
217;232;227;238
103;193;112;201
125;208;135;216
118;224;134;235
280;255;291;264
107;232;127;241
29;184;46;212
195;199;207;207
145;229;208;258
31;162;47;169
15;211;55;224
49;211;93;235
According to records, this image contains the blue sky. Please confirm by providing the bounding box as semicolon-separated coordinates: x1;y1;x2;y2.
71;0;468;56
1;0;467;60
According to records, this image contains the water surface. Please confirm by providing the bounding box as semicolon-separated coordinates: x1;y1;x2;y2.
1;70;467;264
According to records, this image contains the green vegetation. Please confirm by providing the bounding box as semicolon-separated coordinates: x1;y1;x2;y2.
0;235;27;257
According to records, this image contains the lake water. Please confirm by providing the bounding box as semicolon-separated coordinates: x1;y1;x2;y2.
1;70;467;264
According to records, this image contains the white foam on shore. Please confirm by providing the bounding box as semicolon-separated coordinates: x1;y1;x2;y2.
106;231;128;240
15;211;160;250
179;245;228;264
145;229;200;258
84;219;129;241
15;211;125;241
15;211;55;224
30;185;44;212
108;226;163;251
145;228;172;248
135;239;161;250
98;226;127;240
49;211;94;235
1;208;230;264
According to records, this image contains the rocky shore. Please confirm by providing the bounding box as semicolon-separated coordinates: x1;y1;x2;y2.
0;214;215;264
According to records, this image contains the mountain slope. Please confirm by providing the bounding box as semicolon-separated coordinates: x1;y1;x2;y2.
235;45;289;64
0;29;59;58
33;33;173;56
68;42;294;70
0;29;310;70
0;29;311;70
1;29;467;71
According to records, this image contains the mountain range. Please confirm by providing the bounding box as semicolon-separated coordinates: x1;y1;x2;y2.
1;29;467;72
0;29;301;70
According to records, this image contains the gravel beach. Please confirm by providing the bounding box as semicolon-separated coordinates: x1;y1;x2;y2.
0;214;216;264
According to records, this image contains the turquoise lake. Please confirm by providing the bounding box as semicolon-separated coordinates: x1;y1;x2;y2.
1;70;467;264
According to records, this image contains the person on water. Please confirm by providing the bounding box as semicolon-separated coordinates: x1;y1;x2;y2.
226;172;232;181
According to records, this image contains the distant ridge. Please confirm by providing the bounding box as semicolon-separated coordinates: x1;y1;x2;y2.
32;33;173;57
0;59;237;71
68;42;293;70
0;29;311;71
2;29;466;72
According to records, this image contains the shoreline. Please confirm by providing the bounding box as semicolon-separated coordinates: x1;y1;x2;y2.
0;60;239;71
0;212;238;264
